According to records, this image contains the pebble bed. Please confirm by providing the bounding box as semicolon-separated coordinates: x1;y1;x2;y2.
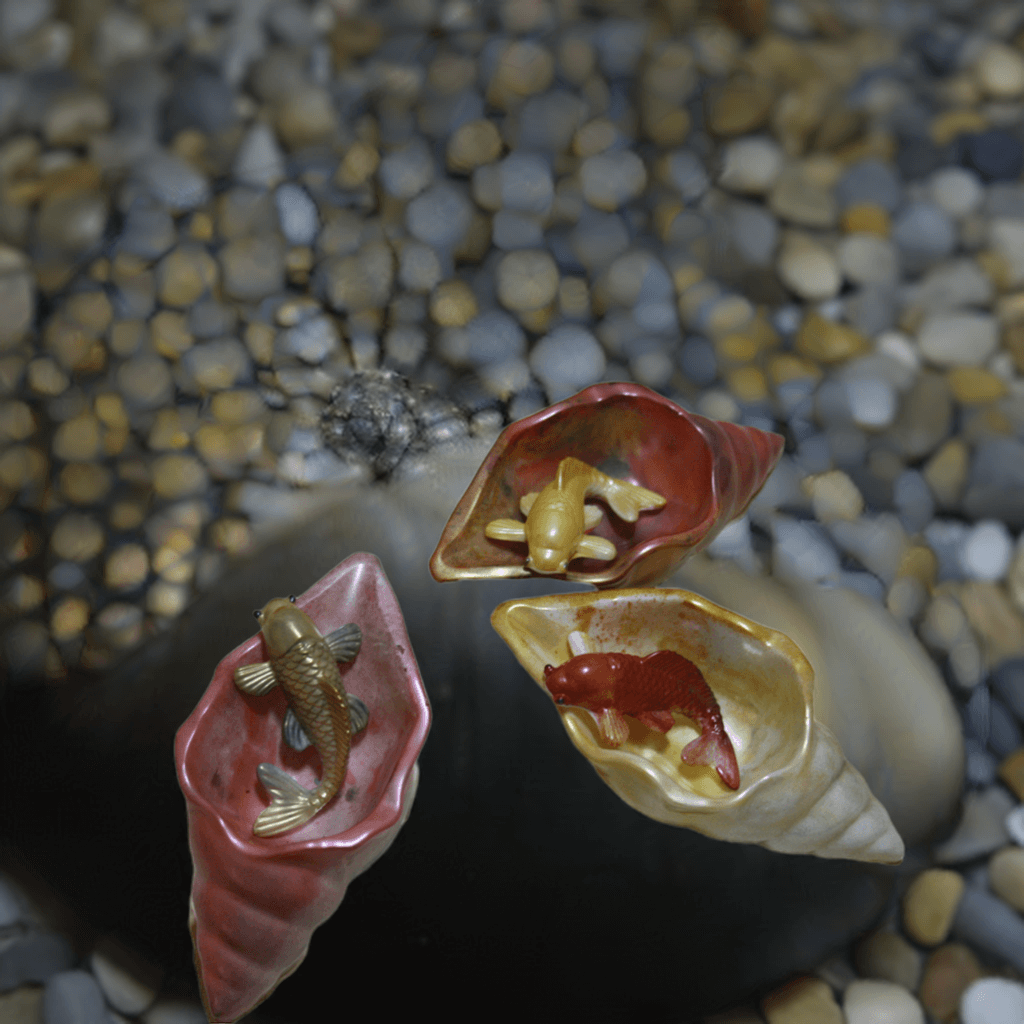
2;0;1024;1020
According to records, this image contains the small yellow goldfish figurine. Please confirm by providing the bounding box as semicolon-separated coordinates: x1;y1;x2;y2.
485;457;666;574
234;597;369;837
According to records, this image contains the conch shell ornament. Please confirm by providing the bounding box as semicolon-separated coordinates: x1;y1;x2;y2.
491;588;904;865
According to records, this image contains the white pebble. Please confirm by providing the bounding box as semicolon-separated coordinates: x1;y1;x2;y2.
929;167;983;218
274;183;318;246
960;519;1014;582
917;311;998;367
875;331;920;373
718;135;783;195
838;233;900;288
844;979;924;1024
1006;805;1024;847
974;42;1024;100
232;123;285;190
529;324;605;402
580;150;647;210
777;241;841;301
772;516;840;583
960;977;1024;1024
845;378;897;429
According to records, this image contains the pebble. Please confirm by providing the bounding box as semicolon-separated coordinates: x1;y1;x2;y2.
964;437;1024;525
992;659;1024;720
1007;805;1024;846
837;233;900;288
0;932;74;989
769;164;837;228
961;977;1024;1024
902;869;965;946
1001;749;1024;801
446;120;502;174
42;969;112;1024
718;136;783;195
917;311;998;367
141;1001;209;1024
853;930;922;992
953;884;1024;974
843;979;924;1024
804;470;864;522
219;235;284;302
762;976;843;1024
151;454;208;500
777;240;840;302
962;131;1024;183
891;202;956;264
923;439;967;508
398;242;442;294
771;517;840;583
155;244;218;308
918;943;983;1023
960;520;1014;582
179;338;251;393
135;151;210;213
835;160;903;213
274;184;319;247
988;219;1024;286
406;182;473;253
988;846;1024;911
497;249;559;313
0;987;43;1022
528;324;605;403
378;138;434;201
579;150;647;211
974;42;1024;100
499;153;554;215
929;167;984;217
935;787;1015;863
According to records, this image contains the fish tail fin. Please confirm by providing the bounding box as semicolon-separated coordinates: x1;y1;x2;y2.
603;479;667;522
253;762;318;837
681;728;741;791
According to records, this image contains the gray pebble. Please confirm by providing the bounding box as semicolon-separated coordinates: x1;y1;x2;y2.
678;337;717;386
935;787;1014;864
117;203;176;259
772;516;840;583
516;91;587;153
492;210;545;250
992;658;1024;722
838;233;900;287
499;152;554;215
828;428;867;470
219;234;285;302
383;324;427;371
116;355;174;410
0;0;52;46
529;324;605;402
963;437;1024;526
178;339;251;394
989;697;1023;758
162;63;236;136
406;182;473;254
0;933;74;990
43;969;113;1024
828;513;906;585
279;315;339;365
796;434;832;474
398;241;442;293
891;201;956;261
729;202;778;267
663;150;710;202
910;258;992;310
963;738;999;786
187;299;237;340
274;183;319;246
953;883;1024;974
134;151;210;213
893;469;935;533
464;310;526;366
964;683;990;743
378;138;434;201
233;123;285;191
568;208;630;272
593;18;648;77
985;182;1024;219
835;159;903;211
889;371;952;459
923;518;969;581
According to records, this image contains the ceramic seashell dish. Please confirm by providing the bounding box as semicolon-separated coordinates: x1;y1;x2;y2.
429;382;784;588
175;553;431;1023
491;588;904;865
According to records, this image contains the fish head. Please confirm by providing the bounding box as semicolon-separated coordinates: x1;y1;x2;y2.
526;547;569;575
255;597;320;658
543;656;611;710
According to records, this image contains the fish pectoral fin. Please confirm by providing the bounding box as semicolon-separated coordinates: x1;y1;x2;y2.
347;693;370;734
597;708;630;746
325;622;362;662
583;504;603;530
604;481;667;522
283;707;312;751
234;661;279;695
574;535;617;562
519;491;539;516
636;710;675;733
485;518;528;542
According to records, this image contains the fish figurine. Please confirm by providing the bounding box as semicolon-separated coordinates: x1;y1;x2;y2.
484;456;666;575
543;649;740;790
233;596;370;837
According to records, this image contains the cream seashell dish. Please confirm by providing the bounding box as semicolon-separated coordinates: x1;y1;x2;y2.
491;588;905;865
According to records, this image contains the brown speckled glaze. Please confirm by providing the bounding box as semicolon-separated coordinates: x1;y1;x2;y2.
429;383;784;588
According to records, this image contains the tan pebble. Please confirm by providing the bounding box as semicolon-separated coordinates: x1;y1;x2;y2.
706;77;774;136
65;289;113;334
841;203;890;236
152;542;195;584
853;930;922;991
426;52;476;95
496;249;559;311
102;427;129;457
0;444;46;490
195;422;264;467
0;354;26;396
59;462;111;504
429;280;478;327
803;470;864;522
486;41;554;109
94;602;144;649
0;985;43;1022
51;595;90;641
557;35;595;85
946;366;1008;404
156;244;218;308
1;573;45;612
276;85;336;149
768;353;823;386
958;581;1024;665
328;15;383;61
726;366;768;403
152;453;208;499
244;322;275;365
43;92;111;146
795;313;869;363
572;118;617;158
335;140;380;188
105;544;149;590
989;846;1024;912
446;119;502;173
641;99;691;147
918;943;982;1023
188;211;214;242
45;314;106;374
209;517;253;555
148;409;193;451
109;320;146;358
453;209;492;264
51;512;104;561
146;580;190;618
762;975;843;1024
898;545;938;586
27;357;69;396
931;109;988;146
211;390;264;424
922;438;968;507
93;393;129;431
999;748;1024;801
705;294;755;338
0;399;35;441
902;869;965;946
558;277;589;319
52;413;101;462
150;310;194;360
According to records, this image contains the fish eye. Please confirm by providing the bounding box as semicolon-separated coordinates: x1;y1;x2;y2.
288;595;296;603
252;609;261;620
556;696;566;705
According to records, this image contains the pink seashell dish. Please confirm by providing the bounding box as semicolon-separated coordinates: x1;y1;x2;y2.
429;382;785;588
175;553;430;1023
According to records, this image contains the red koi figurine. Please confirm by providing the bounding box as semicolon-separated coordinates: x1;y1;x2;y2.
543;650;741;790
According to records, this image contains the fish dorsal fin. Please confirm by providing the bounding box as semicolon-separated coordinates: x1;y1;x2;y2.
597;708;630;747
234;661;278;695
636;710;675;733
519;491;539;516
283;707;312;751
642;649;695;674
583;505;603;530
575;535;617;562
325;622;362;662
485;518;528;542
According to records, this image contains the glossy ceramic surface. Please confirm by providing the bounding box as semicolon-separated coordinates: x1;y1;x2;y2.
175;553;430;1023
491;588;904;864
429;383;784;588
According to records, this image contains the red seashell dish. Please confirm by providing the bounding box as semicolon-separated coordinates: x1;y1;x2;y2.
429;382;784;588
175;553;430;1023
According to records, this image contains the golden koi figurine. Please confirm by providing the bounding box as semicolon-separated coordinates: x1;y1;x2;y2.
233;597;369;837
485;456;667;574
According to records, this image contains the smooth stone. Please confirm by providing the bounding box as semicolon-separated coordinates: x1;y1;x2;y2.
378;138;434;201
141;1002;208;1024
902;869;964;946
919;943;983;1022
835;160;903;213
528;324;605;403
1007;805;1024;846
961;130;1024;183
953;885;1024;974
769;165;837;228
728;202;778;267
963;438;1024;527
771;517;840;583
891;202;955;260
579;150;647;211
845;378;896;429
0;875;23;929
989;846;1024;911
828;514;906;586
929;167;983;217
118;204;175;260
794;314;869;364
496;249;559;312
893;470;934;534
910;258;992;311
499;152;554;215
762;977;842;1024
462;310;526;366
804;470;863;522
777;241;840;301
961;520;1014;582
516;91;586;153
853;930;922;991
491;210;544;250
568;208;630;272
0;933;74;990
965;684;991;743
974;42;1024;100
988;218;1024;286
961;977;1024;1024
274;184;318;247
0;986;43;1023
935;787;1015;864
42;969;112;1024
135;151;210;213
406;182;473;253
917;312;998;367
843;980;924;1024
398;242;441;293
837;233;900;288
718;136;783;195
663;149;709;202
992;659;1024;721
279;315;339;365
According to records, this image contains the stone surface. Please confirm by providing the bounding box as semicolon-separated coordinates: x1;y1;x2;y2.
919;943;983;1023
853;930;922;992
953;884;1024;974
935;787;1015;863
0;933;74;990
762;976;843;1024
843;980;924;1024
902;869;965;946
